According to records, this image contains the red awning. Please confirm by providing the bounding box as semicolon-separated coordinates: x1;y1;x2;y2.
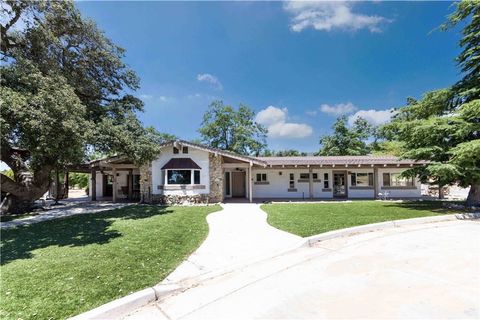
161;158;201;170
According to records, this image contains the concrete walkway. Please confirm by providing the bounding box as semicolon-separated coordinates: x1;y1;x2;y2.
1;200;128;229
125;219;480;319
163;203;303;284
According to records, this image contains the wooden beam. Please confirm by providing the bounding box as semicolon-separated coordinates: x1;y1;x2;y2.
128;169;133;200
112;167;117;203
309;167;313;199
91;169;97;201
248;163;253;203
373;166;379;200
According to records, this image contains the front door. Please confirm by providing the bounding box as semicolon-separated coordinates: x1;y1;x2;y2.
231;171;246;197
333;172;347;198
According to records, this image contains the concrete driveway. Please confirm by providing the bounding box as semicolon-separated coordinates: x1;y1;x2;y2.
163;203;303;284
126;219;480;319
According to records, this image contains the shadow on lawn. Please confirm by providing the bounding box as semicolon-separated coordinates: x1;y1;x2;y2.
1;205;172;265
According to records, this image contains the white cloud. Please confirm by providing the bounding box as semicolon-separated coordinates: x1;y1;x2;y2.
158;96;168;102
320;102;357;116
197;73;223;90
256;106;313;139
139;94;153;100
348;109;396;126
283;1;391;33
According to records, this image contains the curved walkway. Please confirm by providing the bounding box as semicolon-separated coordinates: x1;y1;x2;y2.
126;219;480;320
1;200;128;229
163;203;303;284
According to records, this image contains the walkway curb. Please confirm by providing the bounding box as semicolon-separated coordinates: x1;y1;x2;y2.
305;214;460;246
69;284;181;320
70;213;468;319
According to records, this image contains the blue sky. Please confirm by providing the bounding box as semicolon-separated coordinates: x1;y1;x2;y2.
76;1;462;153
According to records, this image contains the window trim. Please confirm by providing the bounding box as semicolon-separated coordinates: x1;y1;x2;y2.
351;172;374;187
323;173;329;189
256;173;267;182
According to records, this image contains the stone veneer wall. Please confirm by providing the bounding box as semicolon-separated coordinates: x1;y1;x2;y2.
139;163;152;203
139;154;224;205
208;153;224;202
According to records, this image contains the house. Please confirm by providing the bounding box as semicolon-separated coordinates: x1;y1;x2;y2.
88;140;425;204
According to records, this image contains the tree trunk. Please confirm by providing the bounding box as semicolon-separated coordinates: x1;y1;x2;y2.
0;168;51;215
466;183;480;207
0;194;36;215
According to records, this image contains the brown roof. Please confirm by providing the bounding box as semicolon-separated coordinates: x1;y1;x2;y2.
254;155;426;166
160;140;266;165
161;158;201;170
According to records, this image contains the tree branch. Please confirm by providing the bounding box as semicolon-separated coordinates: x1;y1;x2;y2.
0;173;28;195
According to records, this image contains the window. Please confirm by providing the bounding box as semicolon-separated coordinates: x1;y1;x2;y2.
182;146;189;154
383;172;414;187
194;170;200;184
324;173;329;189
167;170;191;184
312;173;318;180
383;173;390;186
256;173;267;182
289;173;295;189
392;173;414;187
173;147;179;154
351;173;374;187
300;173;309;180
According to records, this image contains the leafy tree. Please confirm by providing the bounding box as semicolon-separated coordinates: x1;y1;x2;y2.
381;1;480;206
318;116;374;156
199;100;268;156
69;173;89;189
0;1;161;214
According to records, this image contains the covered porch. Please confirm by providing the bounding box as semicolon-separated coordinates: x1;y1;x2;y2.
89;156;141;203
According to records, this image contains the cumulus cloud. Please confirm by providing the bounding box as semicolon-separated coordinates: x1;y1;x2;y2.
348;109;396;126
320;102;357;116
197;73;223;90
283;1;391;33
256;106;313;139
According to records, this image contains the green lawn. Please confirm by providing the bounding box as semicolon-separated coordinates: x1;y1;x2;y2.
0;204;221;320
262;201;457;237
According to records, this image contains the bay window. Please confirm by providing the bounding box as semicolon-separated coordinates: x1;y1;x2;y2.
166;169;201;185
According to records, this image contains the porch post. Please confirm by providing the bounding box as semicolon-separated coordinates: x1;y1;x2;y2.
309;166;313;199
128;169;133;200
112;167;117;203
91;169;96;201
248;162;253;203
64;171;69;199
373;166;379;199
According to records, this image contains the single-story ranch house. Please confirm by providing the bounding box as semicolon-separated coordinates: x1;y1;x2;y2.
88;140;425;204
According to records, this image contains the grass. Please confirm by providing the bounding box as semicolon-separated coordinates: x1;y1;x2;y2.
262;200;459;237
0;204;221;320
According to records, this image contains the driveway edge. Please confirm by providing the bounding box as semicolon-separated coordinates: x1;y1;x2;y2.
70;213;469;319
305;214;461;246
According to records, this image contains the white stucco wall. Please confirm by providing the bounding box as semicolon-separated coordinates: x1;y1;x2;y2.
250;167;421;199
151;145;210;196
